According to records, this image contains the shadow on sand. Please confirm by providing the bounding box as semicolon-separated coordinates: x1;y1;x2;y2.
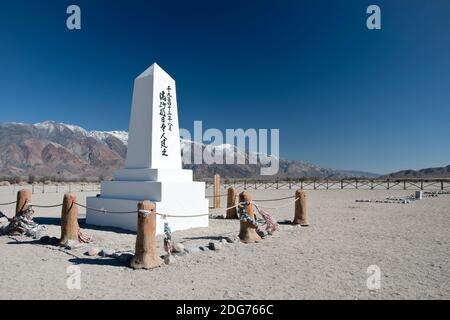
68;257;128;268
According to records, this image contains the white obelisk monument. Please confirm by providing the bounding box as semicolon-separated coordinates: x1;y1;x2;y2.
86;63;209;233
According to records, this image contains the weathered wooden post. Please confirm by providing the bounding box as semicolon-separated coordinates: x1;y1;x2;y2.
213;174;221;209
130;200;163;270
226;187;238;219
238;192;261;244
59;193;81;246
293;190;308;226
15;189;31;218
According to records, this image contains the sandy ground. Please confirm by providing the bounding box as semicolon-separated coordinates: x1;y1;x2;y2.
0;185;449;300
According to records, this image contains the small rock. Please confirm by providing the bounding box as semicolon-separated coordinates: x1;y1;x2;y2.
39;235;51;244
184;246;201;254
99;248;115;257
223;236;237;243
164;254;176;265
209;241;223;251
220;238;228;244
199;246;209;251
85;247;100;256
172;242;185;253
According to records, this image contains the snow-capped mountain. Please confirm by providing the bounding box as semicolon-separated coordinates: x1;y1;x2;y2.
0;121;378;180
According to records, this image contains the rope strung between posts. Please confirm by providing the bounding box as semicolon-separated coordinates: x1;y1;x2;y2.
0;194;302;220
252;195;297;202
253;197;300;210
0;201;17;206
205;193;230;198
28;203;63;208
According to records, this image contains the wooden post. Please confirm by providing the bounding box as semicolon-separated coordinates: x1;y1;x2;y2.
130;201;163;270
441;180;444;191
15;189;31;218
341;179;344;189
213;174;221;209
238;192;261;244
293;190;308;226
421;180;424;190
59;193;80;246
226;187;238;219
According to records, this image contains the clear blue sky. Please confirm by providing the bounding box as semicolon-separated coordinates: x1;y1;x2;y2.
0;0;449;174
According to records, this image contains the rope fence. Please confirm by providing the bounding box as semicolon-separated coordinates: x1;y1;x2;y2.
0;195;300;220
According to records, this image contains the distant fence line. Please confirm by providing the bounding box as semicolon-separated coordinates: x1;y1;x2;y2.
205;179;450;191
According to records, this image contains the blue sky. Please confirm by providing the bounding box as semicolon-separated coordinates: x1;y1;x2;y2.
0;0;449;174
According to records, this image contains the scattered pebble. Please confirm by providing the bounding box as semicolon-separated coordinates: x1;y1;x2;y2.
209;241;223;251
85;247;100;256
172;242;185;253
223;236;237;243
99;248;115;257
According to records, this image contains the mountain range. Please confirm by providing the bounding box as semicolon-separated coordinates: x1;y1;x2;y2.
0;120;418;181
384;165;450;179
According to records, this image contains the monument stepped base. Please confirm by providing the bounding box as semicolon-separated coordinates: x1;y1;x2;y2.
86;177;209;234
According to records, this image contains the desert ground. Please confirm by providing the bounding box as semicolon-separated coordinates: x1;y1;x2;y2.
0;184;449;300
